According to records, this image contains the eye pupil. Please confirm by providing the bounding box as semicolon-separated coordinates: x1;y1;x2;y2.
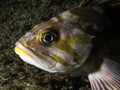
40;30;59;46
44;34;54;42
41;31;58;46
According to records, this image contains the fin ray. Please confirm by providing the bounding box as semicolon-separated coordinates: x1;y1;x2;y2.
88;58;120;90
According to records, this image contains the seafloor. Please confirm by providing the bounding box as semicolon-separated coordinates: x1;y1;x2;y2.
0;0;91;90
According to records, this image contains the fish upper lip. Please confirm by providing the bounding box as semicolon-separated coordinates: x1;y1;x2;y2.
15;41;42;62
15;41;57;68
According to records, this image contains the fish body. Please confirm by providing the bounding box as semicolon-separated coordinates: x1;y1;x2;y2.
14;1;120;90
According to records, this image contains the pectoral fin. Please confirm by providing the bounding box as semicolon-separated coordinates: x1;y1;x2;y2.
88;58;120;90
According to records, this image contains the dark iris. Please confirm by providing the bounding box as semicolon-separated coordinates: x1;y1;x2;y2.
41;31;58;46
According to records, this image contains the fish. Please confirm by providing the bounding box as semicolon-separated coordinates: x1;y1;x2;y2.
14;0;120;90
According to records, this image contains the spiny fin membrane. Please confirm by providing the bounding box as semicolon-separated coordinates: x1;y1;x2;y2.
88;58;120;90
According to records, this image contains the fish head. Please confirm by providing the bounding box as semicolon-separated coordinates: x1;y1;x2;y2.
14;8;108;73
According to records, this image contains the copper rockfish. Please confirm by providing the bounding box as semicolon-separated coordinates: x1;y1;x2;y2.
14;7;120;89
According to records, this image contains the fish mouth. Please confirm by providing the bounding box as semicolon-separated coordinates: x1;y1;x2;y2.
14;41;58;73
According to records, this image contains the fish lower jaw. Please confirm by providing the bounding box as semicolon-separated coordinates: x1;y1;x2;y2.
14;42;80;73
16;50;79;73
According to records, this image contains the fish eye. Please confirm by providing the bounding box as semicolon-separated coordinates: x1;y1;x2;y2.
40;30;59;46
